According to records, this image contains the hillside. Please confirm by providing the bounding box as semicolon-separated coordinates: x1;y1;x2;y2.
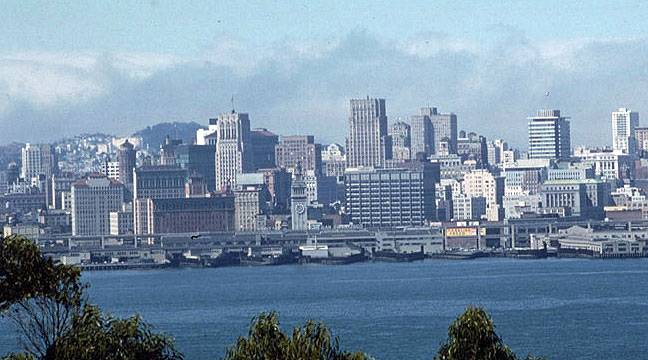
133;121;204;151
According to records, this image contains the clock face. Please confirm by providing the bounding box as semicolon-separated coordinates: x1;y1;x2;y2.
295;203;306;214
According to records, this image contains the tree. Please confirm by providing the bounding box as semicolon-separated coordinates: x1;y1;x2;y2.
0;236;84;358
435;306;543;360
223;312;368;360
435;306;515;360
0;235;181;360
44;305;182;360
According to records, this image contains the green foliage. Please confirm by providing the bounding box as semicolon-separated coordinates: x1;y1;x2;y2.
434;306;518;360
1;353;36;360
223;312;368;360
44;305;183;360
1;236;85;357
0;235;83;312
0;235;181;360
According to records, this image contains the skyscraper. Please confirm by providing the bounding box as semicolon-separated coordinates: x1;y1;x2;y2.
175;144;216;192
133;166;188;235
250;128;279;170
71;174;124;236
389;120;411;161
275;135;322;174
234;173;270;231
463;169;504;221
117;139;136;186
635;127;648;155
612;107;639;154
528;109;571;160
215;111;253;192
410;108;434;158
346;97;392;168
430;109;458;155
20;143;58;180
457;131;488;166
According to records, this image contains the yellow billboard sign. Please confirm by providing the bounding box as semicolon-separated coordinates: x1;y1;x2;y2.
445;227;478;237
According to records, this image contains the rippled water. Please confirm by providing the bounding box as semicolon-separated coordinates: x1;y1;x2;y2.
2;258;648;359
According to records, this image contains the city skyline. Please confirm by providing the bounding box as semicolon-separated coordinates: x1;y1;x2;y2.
5;4;648;360
2;2;648;147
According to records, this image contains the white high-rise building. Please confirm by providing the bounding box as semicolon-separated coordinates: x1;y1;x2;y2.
215;111;253;192
346;97;391;168
528;109;571;160
102;160;120;182
71;174;124;236
463;169;504;221
21;143;58;180
612;107;639;154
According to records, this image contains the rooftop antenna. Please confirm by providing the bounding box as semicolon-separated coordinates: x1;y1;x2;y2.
231;95;235;114
543;90;550;110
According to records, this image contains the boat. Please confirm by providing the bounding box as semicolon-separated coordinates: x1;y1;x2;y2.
372;250;425;262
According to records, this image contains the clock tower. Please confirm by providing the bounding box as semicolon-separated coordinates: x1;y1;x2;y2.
291;163;308;230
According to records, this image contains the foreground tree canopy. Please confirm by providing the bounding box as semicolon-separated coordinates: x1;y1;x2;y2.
223;312;368;360
0;235;82;313
435;306;544;360
1;235;544;359
0;235;181;360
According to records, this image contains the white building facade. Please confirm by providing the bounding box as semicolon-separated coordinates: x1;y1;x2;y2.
611;107;639;154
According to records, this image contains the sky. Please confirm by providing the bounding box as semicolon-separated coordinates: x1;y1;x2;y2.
1;0;648;148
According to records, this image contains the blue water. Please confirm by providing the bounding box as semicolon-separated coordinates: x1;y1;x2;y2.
2;258;648;359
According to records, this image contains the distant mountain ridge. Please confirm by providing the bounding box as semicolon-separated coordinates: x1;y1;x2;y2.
132;121;204;151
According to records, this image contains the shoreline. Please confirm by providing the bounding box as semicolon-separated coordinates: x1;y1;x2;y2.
78;251;648;272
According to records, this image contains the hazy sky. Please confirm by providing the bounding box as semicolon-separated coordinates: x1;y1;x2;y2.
1;1;648;147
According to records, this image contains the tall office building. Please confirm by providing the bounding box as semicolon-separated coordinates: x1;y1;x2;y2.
389;121;411;161
21;143;58;180
71;174;124;236
257;167;292;212
175;144;216;192
234;173;270;231
251;128;279;170
527;109;571;160
410;108;434;158
49;173;76;209
612;108;639;154
133;166;187;200
457;131;488;166
133;166;188;235
117;140;136;186
0;170;8;195
346;97;392;168
635;127;648;155
215;111;253;192
487;139;508;166
275;135;322;174
463;169;504;221
429;108;458;155
102;160;120;181
345;162;438;228
321;144;346;177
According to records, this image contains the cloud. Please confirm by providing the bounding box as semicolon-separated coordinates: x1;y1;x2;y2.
0;30;647;148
